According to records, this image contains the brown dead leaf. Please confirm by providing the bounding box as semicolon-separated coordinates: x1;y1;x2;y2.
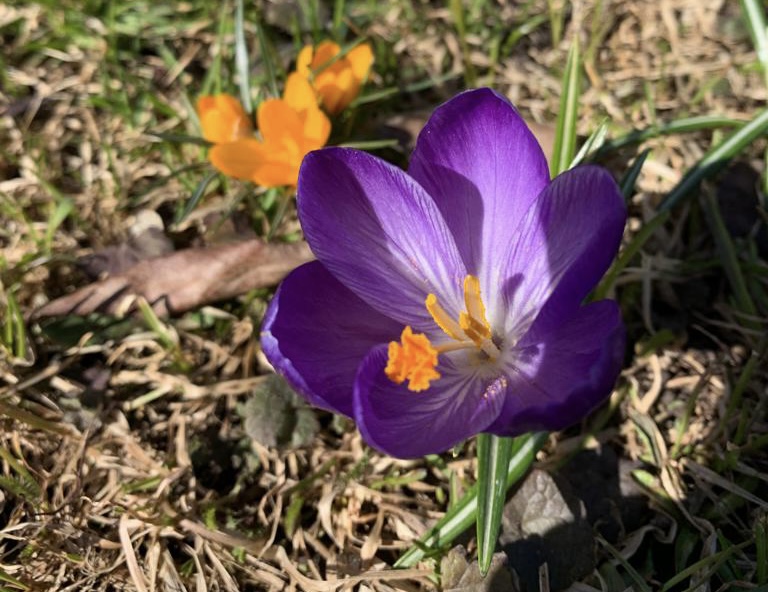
78;210;174;278
34;239;314;319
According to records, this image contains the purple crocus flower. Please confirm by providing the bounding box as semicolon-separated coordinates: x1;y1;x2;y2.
261;89;626;459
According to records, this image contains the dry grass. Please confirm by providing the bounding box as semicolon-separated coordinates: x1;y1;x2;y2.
1;0;767;590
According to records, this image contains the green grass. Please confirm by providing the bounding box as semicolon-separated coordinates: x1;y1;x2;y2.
0;1;766;590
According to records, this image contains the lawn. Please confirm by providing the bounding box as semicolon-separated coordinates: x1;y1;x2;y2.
1;1;767;590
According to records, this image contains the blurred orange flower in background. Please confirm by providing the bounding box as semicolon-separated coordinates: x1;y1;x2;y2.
204;74;330;188
297;41;374;115
196;94;252;143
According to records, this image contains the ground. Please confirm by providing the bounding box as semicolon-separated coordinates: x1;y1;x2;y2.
1;1;767;590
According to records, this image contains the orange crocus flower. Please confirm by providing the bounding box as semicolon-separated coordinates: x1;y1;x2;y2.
207;74;331;188
297;41;374;115
196;94;252;144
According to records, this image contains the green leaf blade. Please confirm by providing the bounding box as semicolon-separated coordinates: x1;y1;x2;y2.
551;39;581;177
394;432;547;569
660;108;768;211
234;0;253;113
476;433;514;576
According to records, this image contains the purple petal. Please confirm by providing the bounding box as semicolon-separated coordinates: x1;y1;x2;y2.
261;261;402;417
408;89;550;300
489;300;625;435
500;165;626;336
298;148;466;330
353;345;507;458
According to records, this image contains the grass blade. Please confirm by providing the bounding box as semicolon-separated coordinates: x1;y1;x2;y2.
619;148;651;200
254;11;279;99
44;197;74;254
201;10;230;96
569;119;608;168
0;566;30;590
449;0;476;87
394;432;547;568
660;108;768;211
332;0;346;39
352;72;462;107
600;115;745;153
476;433;514;575
757;514;768;584
149;132;211;146
740;0;768;85
593;210;670;300
339;139;400;150
740;0;768;200
234;0;253;113
551;39;581;177
700;190;758;319
175;169;218;224
4;290;27;360
597;535;654;592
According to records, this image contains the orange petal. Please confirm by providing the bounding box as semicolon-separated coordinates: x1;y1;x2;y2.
315;68;352;115
312;40;340;70
253;161;299;188
197;94;251;143
209;138;268;181
347;43;374;82
283;72;318;113
337;78;362;115
300;105;331;148
196;95;216;114
296;45;314;77
257;98;303;145
210;139;299;187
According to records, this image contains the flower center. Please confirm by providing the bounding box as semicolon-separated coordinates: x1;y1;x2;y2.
384;275;500;392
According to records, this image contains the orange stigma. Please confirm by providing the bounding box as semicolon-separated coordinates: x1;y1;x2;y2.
385;275;500;393
385;326;440;392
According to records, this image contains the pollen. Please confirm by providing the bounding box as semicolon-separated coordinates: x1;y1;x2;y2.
385;326;441;392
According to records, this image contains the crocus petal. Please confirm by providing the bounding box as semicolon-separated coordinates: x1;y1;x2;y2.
209;138;267;181
354;345;507;458
408;88;550;299
258;99;303;146
210;138;297;187
347;43;374;81
489;299;625;436
284;72;319;113
329;68;355;115
315;71;346;114
197;94;251;143
300;105;331;149
252;159;299;187
500;165;626;336
262;261;402;416
296;45;314;77
312;40;340;68
298;147;467;330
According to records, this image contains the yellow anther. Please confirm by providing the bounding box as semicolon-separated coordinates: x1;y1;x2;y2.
463;275;491;339
425;293;464;340
459;312;492;343
385;326;441;392
386;276;498;392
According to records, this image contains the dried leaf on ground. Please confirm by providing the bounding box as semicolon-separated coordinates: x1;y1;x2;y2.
500;469;595;591
441;545;518;592
239;374;319;448
34;239;314;318
78;210;174;278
